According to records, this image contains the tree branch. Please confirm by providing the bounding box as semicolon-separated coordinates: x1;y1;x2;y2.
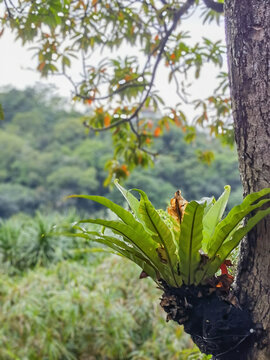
76;83;148;102
202;0;224;13
82;0;196;133
83;118;130;132
3;0;13;18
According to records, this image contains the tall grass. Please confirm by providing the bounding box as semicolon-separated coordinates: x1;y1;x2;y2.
0;213;210;359
0;256;210;360
0;211;100;274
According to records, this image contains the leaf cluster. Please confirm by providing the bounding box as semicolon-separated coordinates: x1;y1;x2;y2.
0;0;232;176
71;182;270;287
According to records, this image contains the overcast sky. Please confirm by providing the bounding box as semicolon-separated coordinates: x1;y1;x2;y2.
0;10;226;110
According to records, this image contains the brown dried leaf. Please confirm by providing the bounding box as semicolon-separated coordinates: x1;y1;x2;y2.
167;190;188;223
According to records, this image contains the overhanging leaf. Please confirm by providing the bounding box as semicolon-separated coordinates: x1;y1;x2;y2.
68;194;137;227
66;230;158;281
78;218;171;282
114;179;141;219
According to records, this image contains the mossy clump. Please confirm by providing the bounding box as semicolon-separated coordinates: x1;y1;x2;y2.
160;283;254;360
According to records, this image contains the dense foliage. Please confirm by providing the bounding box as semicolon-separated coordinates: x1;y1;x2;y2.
0;86;241;218
72;183;270;287
0;0;229;178
0;213;210;360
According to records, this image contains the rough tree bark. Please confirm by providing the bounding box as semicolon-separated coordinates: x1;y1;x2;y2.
225;1;270;359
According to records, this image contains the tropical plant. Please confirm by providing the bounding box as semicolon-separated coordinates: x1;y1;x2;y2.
69;182;270;288
69;182;270;358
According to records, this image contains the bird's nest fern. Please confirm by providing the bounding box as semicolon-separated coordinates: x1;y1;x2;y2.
68;182;270;359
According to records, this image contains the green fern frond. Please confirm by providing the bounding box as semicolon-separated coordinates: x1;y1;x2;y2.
68;184;270;288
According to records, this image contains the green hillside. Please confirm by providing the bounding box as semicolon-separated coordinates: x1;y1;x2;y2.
0;86;242;218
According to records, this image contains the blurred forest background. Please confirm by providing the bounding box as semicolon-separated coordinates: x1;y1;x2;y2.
0;85;241;359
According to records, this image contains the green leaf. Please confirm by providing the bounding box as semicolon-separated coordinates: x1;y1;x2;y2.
114;180;140;219
198;196;215;215
78;218;170;282
178;201;205;285
203;207;270;279
76;231;158;281
196;188;270;283
206;188;270;257
134;189;181;287
68;194;140;228
202;185;230;251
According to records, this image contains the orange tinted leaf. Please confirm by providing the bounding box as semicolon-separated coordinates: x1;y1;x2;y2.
97;107;103;114
154;127;161;137
104;115;111;127
150;43;157;56
175;118;182;127
86;98;92;105
154;34;159;41
38;62;46;71
146;138;151;144
170;53;176;61
121;164;130;176
124;75;132;82
92;0;97;11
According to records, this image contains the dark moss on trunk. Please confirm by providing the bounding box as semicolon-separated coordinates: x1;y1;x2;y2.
160;284;254;359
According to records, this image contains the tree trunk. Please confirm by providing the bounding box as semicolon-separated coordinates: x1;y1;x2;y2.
225;1;270;359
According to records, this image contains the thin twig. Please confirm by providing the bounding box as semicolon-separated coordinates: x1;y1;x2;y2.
76;82;149;102
83;118;130;132
129;118;159;157
3;0;12;18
